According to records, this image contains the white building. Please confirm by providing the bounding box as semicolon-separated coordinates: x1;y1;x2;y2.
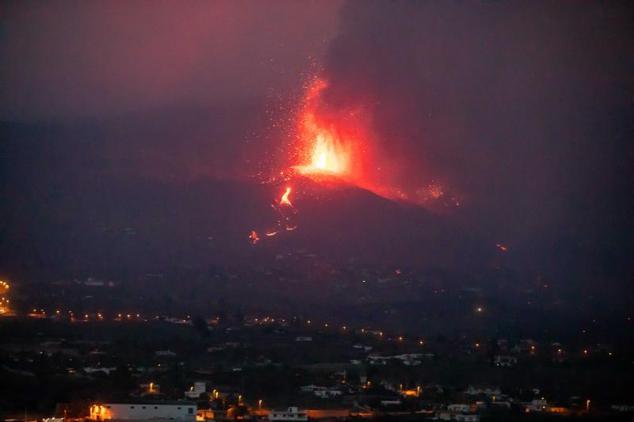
524;399;548;412
367;353;423;366
300;385;342;398
447;404;471;413
184;381;207;399
494;355;517;367
455;415;479;422
89;402;196;421
314;388;343;399
464;385;502;397
299;384;320;392
437;409;479;421
268;407;308;421
83;366;117;375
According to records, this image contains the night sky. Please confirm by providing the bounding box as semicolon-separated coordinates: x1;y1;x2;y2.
0;1;632;295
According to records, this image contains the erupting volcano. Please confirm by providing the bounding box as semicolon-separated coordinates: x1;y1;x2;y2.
249;75;459;245
249;77;372;244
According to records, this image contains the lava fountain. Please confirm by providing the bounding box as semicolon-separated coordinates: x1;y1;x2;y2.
294;112;351;176
292;78;366;184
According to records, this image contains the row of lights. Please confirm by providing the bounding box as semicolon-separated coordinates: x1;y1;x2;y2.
17;306;618;359
305;318;427;346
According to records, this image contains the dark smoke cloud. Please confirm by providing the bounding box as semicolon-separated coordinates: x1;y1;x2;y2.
319;0;633;270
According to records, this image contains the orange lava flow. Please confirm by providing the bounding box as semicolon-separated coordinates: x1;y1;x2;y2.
280;187;292;206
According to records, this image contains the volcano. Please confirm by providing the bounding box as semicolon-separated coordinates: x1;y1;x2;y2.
259;174;486;267
0;171;488;276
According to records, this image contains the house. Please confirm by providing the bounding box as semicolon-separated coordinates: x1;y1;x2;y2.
524;399;548;412
438;404;479;422
611;405;634;412
494;355;517;367
140;382;160;395
455;415;479;422
464;385;501;397
89;402;196;421
299;384;320;393
352;344;373;352
299;385;343;398
447;404;471;413
314;388;343;399
367;355;389;365
184;381;207;399
83;366;117;375
380;399;402;407
268;407;308;421
368;353;424;366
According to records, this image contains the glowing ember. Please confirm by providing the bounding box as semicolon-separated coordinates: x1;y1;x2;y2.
427;184;444;199
280;187;293;206
496;243;508;252
249;230;260;245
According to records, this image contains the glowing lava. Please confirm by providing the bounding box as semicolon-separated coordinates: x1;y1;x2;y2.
295;113;351;176
496;243;508;252
280;187;293;206
293;78;360;181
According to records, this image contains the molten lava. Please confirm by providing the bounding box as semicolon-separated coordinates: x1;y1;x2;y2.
280;187;293;206
295;113;351;176
249;230;260;245
293;78;361;182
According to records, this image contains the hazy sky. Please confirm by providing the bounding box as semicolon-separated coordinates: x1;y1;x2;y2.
0;0;342;119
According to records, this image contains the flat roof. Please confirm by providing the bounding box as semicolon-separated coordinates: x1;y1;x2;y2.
93;401;196;406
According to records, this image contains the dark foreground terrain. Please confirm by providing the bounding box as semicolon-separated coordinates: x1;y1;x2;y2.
1;313;633;421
